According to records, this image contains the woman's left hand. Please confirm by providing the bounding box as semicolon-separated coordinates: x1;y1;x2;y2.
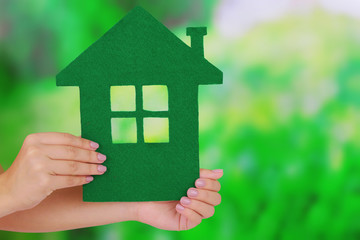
135;168;223;231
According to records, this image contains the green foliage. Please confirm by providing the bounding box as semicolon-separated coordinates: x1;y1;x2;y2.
1;1;360;240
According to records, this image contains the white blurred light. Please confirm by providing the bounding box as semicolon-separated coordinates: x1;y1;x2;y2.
215;0;360;39
320;0;360;18
215;0;310;38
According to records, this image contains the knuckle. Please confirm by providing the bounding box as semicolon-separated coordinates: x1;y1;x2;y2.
199;169;208;178
67;136;76;146
26;145;41;157
68;161;78;173
61;132;72;141
66;146;77;158
87;150;94;161
62;133;77;146
206;207;215;218
31;162;45;172
66;177;75;186
80;138;89;148
69;135;80;147
208;179;215;189
214;193;221;206
24;133;38;144
91;152;98;162
64;133;82;148
201;190;209;200
38;175;50;188
89;164;95;174
212;181;221;191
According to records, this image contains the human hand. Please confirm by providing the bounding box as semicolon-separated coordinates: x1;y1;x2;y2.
135;169;223;231
0;132;107;213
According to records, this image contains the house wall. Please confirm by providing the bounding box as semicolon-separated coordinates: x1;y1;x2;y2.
79;83;112;149
168;80;200;182
79;78;200;201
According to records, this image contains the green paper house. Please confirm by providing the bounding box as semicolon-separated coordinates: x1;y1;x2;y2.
56;7;222;202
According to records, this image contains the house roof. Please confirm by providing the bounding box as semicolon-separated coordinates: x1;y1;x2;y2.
56;7;222;87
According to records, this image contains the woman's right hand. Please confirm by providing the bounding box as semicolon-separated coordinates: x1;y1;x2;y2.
0;132;107;213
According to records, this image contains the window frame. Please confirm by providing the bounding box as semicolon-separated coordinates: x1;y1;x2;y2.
110;84;169;144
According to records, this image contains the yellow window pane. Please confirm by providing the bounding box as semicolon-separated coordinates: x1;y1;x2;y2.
144;118;169;143
142;85;168;111
111;86;135;111
111;118;137;143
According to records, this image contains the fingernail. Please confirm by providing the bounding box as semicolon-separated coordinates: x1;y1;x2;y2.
213;169;223;173
90;141;99;149
196;179;206;187
176;204;185;211
181;197;191;205
98;165;107;173
86;176;94;182
188;189;198;197
97;153;107;162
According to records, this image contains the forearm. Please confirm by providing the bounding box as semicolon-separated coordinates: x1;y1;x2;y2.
0;186;139;232
0;171;17;218
0;187;16;218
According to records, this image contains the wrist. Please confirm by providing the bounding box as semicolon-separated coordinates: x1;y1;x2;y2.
0;172;17;217
125;202;140;222
132;202;149;224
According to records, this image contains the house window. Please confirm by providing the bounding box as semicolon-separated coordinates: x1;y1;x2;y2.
111;118;137;143
142;85;168;111
110;85;169;143
144;117;169;143
111;86;136;111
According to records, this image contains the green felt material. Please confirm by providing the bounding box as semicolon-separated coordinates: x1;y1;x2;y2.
56;6;223;202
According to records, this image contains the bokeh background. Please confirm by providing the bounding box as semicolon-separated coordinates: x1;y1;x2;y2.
1;0;360;239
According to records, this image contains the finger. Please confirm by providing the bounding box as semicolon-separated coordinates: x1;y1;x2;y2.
195;178;221;192
180;197;215;219
51;175;94;190
48;160;107;176
200;169;223;180
43;145;106;163
176;204;202;230
187;188;221;206
32;132;99;150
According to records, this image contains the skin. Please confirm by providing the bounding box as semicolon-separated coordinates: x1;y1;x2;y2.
0;132;222;232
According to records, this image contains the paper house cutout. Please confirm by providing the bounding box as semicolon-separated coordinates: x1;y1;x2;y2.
56;6;223;202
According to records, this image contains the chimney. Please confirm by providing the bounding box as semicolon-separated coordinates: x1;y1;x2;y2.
186;27;207;57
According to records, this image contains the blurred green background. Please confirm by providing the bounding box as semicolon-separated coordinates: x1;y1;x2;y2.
1;0;360;239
